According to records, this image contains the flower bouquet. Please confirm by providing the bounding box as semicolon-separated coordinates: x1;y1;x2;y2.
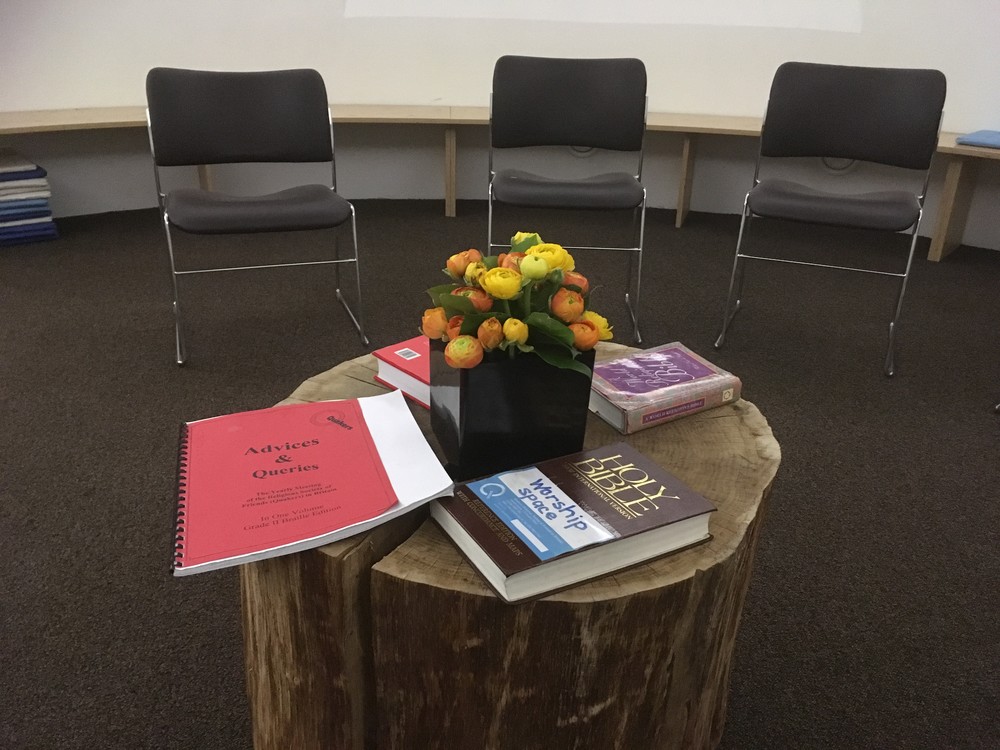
422;232;614;479
421;232;613;374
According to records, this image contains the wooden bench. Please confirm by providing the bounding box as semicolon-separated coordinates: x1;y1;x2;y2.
0;106;993;261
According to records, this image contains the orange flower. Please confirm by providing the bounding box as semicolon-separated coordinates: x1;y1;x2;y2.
444;335;484;368
421;306;448;340
499;252;526;270
445;248;483;279
451;286;493;312
568;319;600;351
580;310;613;341
562;271;590;295
446;315;463;341
550;288;584;323
477;317;503;350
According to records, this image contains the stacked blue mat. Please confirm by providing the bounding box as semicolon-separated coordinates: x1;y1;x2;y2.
0;148;58;247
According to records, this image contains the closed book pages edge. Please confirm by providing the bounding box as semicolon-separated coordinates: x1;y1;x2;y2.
372;335;430;409
589;342;741;434
431;442;715;603
173;390;453;576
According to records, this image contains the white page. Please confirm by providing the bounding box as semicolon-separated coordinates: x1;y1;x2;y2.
359;389;454;507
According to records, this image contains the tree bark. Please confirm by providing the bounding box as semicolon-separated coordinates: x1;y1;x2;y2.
241;512;424;749
370;379;779;750
241;345;780;750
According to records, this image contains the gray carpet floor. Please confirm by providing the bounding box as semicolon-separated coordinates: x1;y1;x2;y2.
1;201;997;749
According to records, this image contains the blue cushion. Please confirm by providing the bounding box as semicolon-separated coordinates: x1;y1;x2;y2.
955;130;1000;149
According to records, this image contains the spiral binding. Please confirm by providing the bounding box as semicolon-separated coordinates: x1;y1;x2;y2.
172;422;190;572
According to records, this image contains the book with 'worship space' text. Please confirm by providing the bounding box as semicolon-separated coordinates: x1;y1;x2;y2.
430;441;715;603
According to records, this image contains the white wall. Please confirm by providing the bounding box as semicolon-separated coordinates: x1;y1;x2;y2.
2;1;998;130
1;1;999;249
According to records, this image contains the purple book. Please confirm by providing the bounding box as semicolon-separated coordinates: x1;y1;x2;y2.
590;342;741;434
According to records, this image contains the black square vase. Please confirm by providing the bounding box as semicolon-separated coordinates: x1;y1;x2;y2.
429;339;596;481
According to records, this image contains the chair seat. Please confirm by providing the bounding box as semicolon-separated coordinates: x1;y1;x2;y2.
747;179;920;232
491;170;644;210
165;184;352;234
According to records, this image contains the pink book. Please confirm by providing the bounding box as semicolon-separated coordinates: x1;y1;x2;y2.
172;391;452;575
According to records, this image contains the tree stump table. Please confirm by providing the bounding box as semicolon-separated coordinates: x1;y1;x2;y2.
240;345;781;749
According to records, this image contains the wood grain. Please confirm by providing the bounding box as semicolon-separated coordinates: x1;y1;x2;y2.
369;343;781;749
928;156;977;262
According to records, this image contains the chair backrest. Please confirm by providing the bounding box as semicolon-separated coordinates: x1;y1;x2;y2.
145;68;333;167
759;62;946;170
491;56;647;151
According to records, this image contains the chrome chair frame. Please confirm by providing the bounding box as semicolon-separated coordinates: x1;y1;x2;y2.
714;63;946;376
145;77;366;366
487;58;649;343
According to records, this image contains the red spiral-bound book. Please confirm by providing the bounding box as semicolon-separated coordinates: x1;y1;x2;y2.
172;390;452;576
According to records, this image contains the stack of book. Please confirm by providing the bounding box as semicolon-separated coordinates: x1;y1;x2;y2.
0;148;57;247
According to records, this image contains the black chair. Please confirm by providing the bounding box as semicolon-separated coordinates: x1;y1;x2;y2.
714;61;946;376
488;56;648;342
145;67;367;365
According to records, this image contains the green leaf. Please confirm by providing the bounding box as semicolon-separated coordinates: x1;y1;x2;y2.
511;232;544;254
427;283;459;306
482;255;500;269
525;311;575;348
439;294;477;316
531;344;593;377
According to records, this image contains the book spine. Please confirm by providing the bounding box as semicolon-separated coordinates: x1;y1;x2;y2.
172;423;190;572
625;376;741;433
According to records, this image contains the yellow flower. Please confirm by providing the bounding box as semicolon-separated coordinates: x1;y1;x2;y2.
581;310;613;341
526;243;575;272
479;267;523;300
502;318;529;345
511;231;543;254
463;261;487;286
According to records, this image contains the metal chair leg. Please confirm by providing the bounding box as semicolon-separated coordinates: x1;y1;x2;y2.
715;198;751;350
335;206;368;346
487;182;495;252
163;214;186;366
624;191;646;344
883;214;922;377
